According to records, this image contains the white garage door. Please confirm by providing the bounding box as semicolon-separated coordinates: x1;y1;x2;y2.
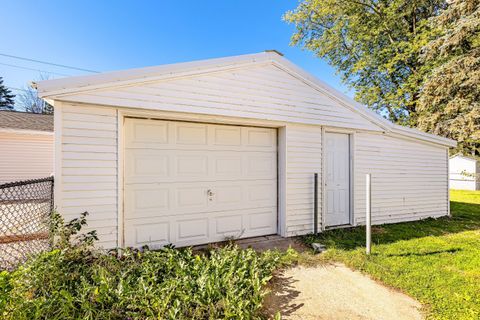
124;118;277;248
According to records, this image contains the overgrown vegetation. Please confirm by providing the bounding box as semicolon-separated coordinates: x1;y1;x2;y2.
304;190;480;319
0;213;285;319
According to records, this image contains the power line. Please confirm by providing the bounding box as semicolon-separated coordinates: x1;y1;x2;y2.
0;62;70;76
0;53;100;73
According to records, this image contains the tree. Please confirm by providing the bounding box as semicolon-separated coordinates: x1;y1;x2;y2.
0;77;15;110
16;75;53;114
16;85;53;114
284;0;446;124
417;0;480;156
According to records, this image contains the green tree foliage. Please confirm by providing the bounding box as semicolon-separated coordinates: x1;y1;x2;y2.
418;0;480;156
0;77;15;110
284;0;446;124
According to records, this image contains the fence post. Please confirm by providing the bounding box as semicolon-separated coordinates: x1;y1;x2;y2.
366;173;371;255
50;177;55;214
314;173;318;235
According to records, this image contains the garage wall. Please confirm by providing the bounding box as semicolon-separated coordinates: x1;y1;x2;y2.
0;132;53;184
353;132;449;225
284;124;322;236
59;103;118;248
57;102;450;248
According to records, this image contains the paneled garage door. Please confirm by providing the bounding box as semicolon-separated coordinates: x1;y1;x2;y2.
124;118;277;248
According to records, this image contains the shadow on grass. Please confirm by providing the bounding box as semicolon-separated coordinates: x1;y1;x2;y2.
303;195;480;250
384;248;462;257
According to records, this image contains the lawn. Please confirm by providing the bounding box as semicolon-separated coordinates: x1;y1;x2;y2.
304;190;480;320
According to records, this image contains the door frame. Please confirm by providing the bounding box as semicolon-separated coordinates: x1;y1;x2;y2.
117;109;283;248
321;128;355;230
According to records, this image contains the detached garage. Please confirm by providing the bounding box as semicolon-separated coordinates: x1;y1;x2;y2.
36;51;456;249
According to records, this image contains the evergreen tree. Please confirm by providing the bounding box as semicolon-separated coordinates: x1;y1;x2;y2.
418;0;480;156
0;77;15;110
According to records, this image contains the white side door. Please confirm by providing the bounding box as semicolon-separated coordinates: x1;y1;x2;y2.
123;118;277;248
325;132;350;226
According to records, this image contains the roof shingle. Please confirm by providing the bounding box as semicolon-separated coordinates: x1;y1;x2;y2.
0;110;53;132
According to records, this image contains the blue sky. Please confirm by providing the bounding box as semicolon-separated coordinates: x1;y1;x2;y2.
1;1;350;103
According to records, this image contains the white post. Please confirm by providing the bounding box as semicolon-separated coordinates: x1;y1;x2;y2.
366;173;371;255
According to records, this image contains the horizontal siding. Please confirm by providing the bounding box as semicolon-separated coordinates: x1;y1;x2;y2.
60;103;117;248
449;156;479;190
0;133;53;184
354;133;448;225
285;124;322;236
60;64;381;132
57;104;450;248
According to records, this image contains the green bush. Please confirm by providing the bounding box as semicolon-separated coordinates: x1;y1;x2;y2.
0;213;282;319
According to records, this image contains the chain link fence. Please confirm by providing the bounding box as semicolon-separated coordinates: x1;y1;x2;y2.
0;177;54;270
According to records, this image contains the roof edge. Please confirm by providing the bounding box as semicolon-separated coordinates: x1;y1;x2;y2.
36;52;273;98
0;128;54;135
36;51;456;148
449;154;478;161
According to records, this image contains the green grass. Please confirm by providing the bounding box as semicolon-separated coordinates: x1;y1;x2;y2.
303;190;480;320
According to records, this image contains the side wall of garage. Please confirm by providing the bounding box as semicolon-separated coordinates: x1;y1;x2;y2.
353;132;449;225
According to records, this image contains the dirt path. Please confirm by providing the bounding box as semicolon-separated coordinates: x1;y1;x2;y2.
263;263;423;320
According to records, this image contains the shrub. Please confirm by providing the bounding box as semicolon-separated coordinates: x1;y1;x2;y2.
0;213;282;319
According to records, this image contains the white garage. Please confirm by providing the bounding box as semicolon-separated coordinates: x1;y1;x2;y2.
36;51;456;249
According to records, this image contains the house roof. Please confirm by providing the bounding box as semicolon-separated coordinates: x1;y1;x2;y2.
450;154;478;162
35;51;456;147
0;110;53;133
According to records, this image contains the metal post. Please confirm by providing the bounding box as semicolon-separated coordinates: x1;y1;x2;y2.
50;177;55;214
314;173;318;235
366;173;371;255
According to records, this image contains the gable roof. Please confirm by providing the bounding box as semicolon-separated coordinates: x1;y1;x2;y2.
35;51;456;147
0;110;53;133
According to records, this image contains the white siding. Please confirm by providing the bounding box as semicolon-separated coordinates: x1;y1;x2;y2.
449;156;479;191
285;124;322;236
58;64;381;132
0;132;53;184
354;133;449;225
57;103;452;248
59;103;118;248
55;81;452;249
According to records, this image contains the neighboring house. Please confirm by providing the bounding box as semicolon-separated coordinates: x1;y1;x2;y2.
36;51;456;249
0;110;54;184
449;154;479;191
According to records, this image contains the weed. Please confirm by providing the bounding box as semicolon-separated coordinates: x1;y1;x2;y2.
0;212;284;319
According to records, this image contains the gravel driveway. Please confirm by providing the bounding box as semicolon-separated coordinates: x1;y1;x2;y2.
264;263;423;320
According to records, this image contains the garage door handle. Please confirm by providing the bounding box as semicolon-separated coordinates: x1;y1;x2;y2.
207;189;215;197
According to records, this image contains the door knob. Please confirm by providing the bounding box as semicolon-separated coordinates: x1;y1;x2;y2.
207;189;214;197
